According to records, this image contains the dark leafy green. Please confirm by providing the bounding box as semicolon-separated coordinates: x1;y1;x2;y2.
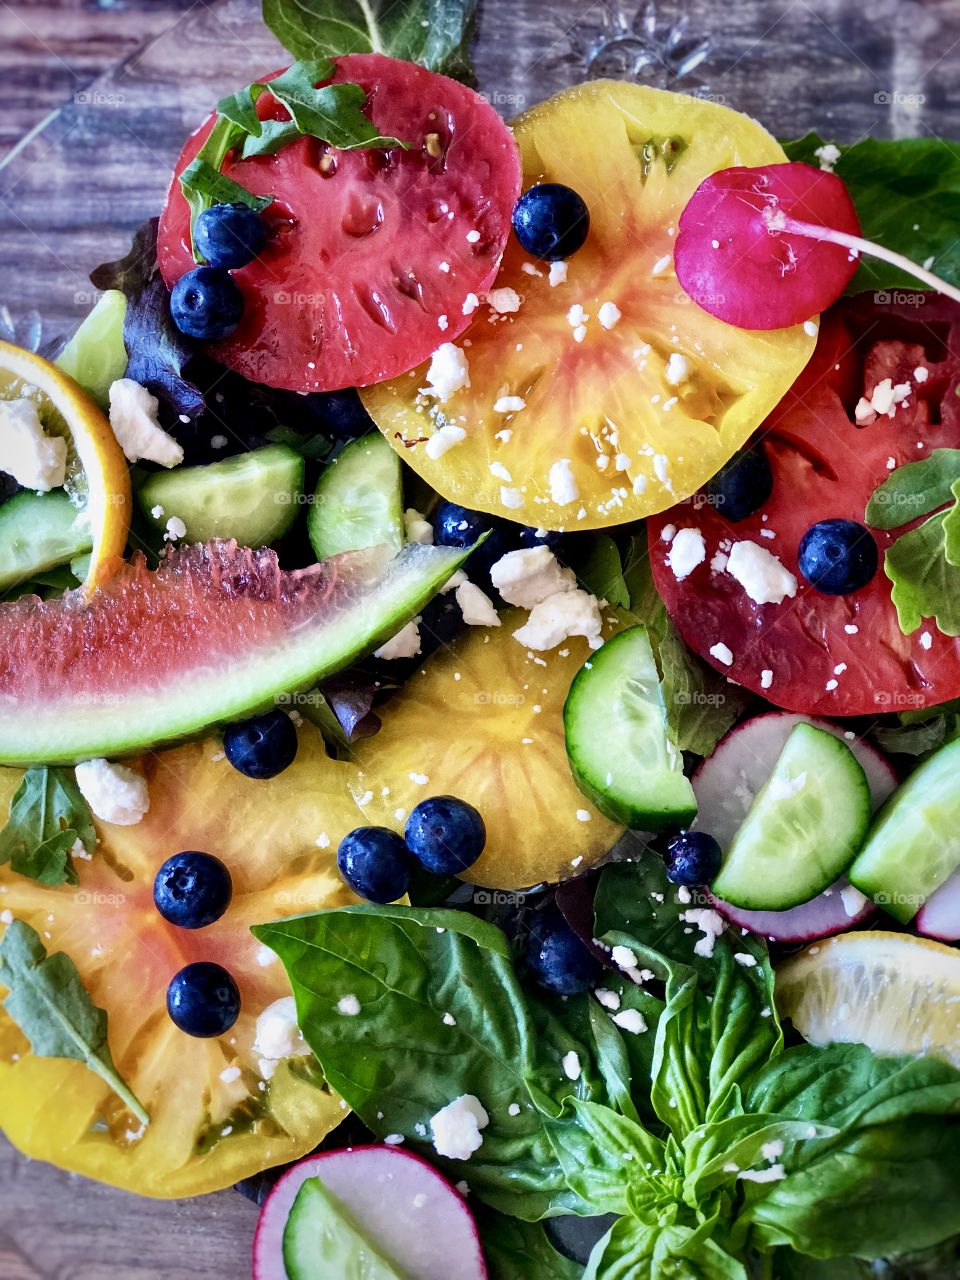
782;134;960;292
571;536;630;610
253;855;960;1278
0;766;95;886
0;920;148;1125
473;1206;583;1280
622;532;751;755
90;218;205;421
262;0;479;82
252;905;606;1219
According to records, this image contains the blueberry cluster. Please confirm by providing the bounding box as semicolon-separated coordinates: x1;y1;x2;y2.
338;796;487;903
170;203;267;342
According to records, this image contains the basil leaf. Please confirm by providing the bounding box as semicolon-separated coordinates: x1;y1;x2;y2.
884;503;960;636
781;134;960;293
585;1218;748;1280
0;920;149;1125
265;61;405;151
557;1098;671;1218
252;905;605;1219
473;1205;584;1279
741;1043;960;1260
622;531;750;756
262;0;480;82
572;536;630;610
0;766;95;886
90;219;206;421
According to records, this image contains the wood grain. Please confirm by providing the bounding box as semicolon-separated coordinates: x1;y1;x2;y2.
1;0;960;1275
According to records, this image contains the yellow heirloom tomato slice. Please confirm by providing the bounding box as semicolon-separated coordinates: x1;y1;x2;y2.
361;80;815;530
0;726;364;1198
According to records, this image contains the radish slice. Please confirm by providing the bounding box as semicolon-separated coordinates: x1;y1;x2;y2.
916;870;960;943
675;162;861;329
695;713;895;942
253;1146;487;1280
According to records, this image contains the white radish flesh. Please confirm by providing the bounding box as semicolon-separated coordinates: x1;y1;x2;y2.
253;1145;487;1280
916;870;960;943
695;713;895;941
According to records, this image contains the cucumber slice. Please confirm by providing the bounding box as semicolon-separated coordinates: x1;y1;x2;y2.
563;625;697;831
711;722;871;911
307;433;403;561
55;290;127;409
0;490;92;591
138;445;304;546
282;1177;405;1280
849;737;960;923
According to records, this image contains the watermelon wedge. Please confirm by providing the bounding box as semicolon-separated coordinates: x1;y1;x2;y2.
0;540;470;764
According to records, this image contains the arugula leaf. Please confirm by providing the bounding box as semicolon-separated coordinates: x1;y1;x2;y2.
866;452;960;636
265;61;405;150
252;905;606;1220
781;134;960;293
262;0;480;82
869;713;960;759
91;218;206;421
0;920;149;1125
0;766;95;886
622;532;751;756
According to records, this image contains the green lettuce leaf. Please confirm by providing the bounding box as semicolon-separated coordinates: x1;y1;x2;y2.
0;766;95;886
252;905;606;1220
262;0;479;82
0;920;148;1125
781;135;960;293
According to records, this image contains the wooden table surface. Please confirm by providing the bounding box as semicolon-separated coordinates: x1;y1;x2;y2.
2;0;960;1275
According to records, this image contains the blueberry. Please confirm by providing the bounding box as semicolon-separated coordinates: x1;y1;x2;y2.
432;502;520;596
664;831;723;887
223;709;298;780
194;203;268;271
798;518;878;596
512;183;590;260
310;389;376;440
154;851;233;929
525;909;601;997
338;827;412;903
170;266;244;341
167;961;241;1037
703;444;773;522
405;796;486;875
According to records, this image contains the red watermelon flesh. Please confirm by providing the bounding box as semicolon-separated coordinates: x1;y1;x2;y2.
0;539;469;764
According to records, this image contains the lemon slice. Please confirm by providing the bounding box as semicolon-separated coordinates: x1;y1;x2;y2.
776;931;960;1067
0;339;131;595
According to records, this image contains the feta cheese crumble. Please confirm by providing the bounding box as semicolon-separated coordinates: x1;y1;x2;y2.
404;508;434;545
709;642;734;666
611;1008;647;1034
664;352;690;385
548;261;568;287
597;301;621;330
430;1094;489;1160
108;379;184;468
814;142;841;172
487;287;522;314
337;995;361;1016
164;515;187;543
74;759;150;826
490;547;575;608
421;343;470;402
725;541;798;605
549;458;579;506
425;425;467;460
253;997;312;1062
493;395;526;414
0;398;67;491
681;907;725;958
375;619;422;660
512;589;602;652
666;527;706;581
456;580;501;627
562;1051;582;1081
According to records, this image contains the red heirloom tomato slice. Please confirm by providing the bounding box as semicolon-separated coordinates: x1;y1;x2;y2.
158;54;521;393
649;293;960;718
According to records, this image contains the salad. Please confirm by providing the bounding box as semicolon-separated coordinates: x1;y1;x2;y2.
2;0;960;1276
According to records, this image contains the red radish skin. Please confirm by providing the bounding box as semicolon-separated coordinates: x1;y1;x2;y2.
253;1145;487;1280
694;712;894;942
675;162;861;329
916;871;960;943
159;54;522;393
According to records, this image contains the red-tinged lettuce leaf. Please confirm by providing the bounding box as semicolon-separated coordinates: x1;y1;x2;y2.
91;219;206;422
